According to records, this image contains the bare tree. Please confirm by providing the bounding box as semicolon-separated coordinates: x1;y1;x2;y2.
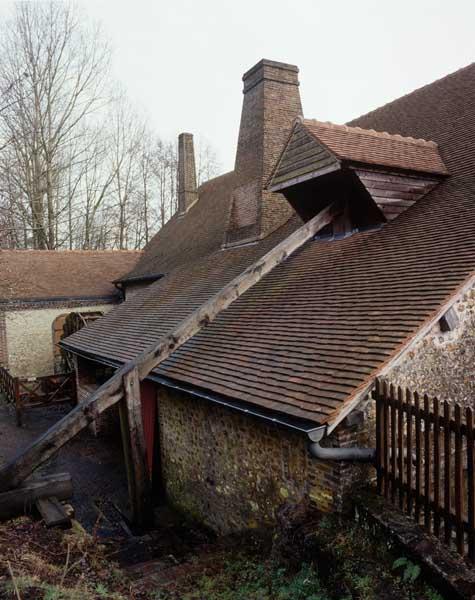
0;2;222;251
0;1;110;248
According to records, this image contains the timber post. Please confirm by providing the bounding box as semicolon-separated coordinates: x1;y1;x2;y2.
120;367;153;527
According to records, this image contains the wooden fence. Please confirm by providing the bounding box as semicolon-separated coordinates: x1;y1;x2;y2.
374;379;475;562
0;365;76;427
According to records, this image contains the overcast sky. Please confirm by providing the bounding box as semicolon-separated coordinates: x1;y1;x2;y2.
8;0;475;172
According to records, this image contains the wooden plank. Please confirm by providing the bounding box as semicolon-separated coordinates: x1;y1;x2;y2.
414;392;422;523
397;386;404;510
36;496;71;529
390;384;397;504
424;394;431;531
383;381;389;499
272;154;338;185
0;473;73;521
0;201;340;493
433;396;441;538
375;379;383;494
454;403;464;554
122;367;153;527
406;388;413;516
466;407;475;562
444;401;452;546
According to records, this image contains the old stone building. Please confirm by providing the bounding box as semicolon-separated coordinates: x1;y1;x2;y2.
62;59;475;533
0;250;140;378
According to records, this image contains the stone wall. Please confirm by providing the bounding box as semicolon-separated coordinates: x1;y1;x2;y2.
157;385;367;534
388;286;475;404
4;303;112;378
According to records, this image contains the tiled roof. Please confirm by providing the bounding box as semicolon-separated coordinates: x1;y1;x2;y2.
302;119;448;175
124;172;238;281
0;249;141;302
64;63;475;426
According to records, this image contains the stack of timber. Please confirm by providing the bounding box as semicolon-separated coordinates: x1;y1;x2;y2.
0;472;73;528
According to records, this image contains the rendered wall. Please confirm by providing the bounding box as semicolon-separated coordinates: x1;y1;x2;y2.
4;304;112;378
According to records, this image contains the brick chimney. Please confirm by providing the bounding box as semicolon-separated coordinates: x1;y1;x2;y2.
178;132;198;215
224;59;303;247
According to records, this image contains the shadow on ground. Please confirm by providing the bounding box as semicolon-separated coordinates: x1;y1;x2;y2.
0;401;128;531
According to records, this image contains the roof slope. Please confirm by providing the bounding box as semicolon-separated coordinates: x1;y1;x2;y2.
0;250;141;302
64;63;475;426
124;172;236;281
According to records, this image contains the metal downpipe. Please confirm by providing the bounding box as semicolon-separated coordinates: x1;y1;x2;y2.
309;442;376;463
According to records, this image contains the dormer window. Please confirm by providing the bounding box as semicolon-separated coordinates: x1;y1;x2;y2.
268;118;448;230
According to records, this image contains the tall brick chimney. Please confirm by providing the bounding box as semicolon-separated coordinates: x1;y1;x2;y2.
224;59;303;247
178;132;198;215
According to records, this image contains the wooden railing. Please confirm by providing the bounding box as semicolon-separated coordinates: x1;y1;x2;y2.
0;365;76;427
374;379;475;562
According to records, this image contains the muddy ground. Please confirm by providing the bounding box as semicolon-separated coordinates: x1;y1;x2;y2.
0;400;129;531
0;399;213;569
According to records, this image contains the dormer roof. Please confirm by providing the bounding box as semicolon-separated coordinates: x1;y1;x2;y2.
269;118;448;193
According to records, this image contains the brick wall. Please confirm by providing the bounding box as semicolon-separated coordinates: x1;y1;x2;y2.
178;133;198;214
157;385;368;533
387;285;475;404
224;60;302;247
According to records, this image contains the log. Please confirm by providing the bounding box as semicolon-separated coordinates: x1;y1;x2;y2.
0;202;338;497
36;496;71;529
0;473;72;520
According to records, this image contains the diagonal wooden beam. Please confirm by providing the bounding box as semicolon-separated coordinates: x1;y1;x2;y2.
0;201;338;492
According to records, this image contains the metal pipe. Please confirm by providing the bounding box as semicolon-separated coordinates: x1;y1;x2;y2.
309;442;376;462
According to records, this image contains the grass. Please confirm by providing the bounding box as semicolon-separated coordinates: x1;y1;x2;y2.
0;512;446;599
152;514;445;600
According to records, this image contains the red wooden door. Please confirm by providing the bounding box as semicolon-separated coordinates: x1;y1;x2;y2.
140;380;157;476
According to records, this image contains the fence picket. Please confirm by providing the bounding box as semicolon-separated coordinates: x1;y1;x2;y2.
466;407;475;562
424;394;431;531
454;404;464;554
433;397;441;538
375;379;383;495
383;381;389;499
406;388;413;516
414;392;422;523
444;401;452;546
390;384;397;504
397;386;404;510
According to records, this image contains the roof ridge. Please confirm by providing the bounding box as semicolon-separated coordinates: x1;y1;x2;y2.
302;118;438;148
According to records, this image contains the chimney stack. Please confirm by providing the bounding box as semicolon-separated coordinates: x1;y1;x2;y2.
178;132;198;215
225;59;303;247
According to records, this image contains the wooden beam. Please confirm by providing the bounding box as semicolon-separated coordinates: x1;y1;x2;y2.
137;200;339;379
120;368;153;527
0;473;72;521
36;496;71;529
0;202;338;494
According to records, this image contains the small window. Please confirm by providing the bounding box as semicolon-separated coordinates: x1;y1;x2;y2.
439;307;459;332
